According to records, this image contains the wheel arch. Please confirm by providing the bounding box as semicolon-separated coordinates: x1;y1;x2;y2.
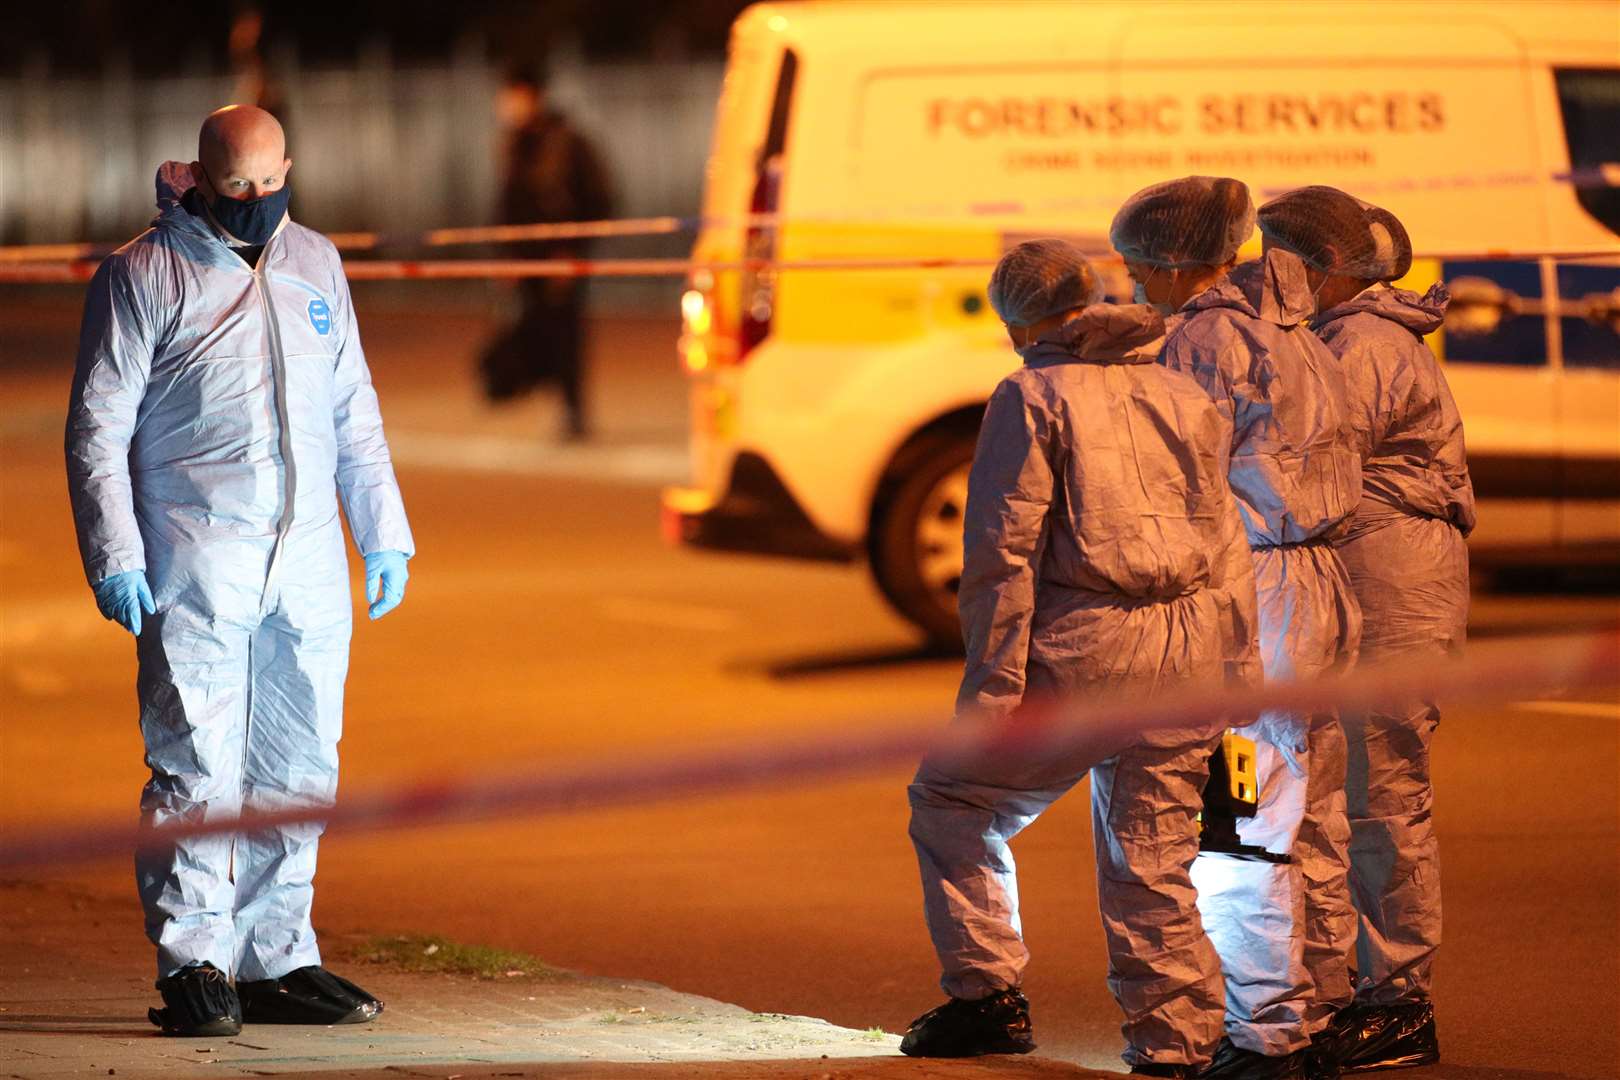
864;404;984;558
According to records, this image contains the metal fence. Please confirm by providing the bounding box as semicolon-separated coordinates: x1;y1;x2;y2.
0;49;723;254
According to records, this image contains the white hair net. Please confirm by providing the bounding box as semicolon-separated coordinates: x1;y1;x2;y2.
1258;185;1413;282
1110;176;1256;270
987;238;1106;327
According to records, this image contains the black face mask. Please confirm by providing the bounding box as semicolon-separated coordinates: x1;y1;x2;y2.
202;169;291;246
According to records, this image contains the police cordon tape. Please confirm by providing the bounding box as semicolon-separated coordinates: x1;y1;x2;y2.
0;255;1005;285
0;216;697;265
1;162;1617;264
2;628;1614;870
2;247;1618;287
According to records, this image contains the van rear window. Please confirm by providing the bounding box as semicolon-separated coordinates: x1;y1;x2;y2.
1554;68;1620;238
763;49;798;164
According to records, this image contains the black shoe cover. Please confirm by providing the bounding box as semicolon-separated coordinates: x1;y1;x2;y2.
1330;1001;1438;1073
899;987;1035;1058
238;965;383;1025
148;962;243;1037
1198;1036;1308;1079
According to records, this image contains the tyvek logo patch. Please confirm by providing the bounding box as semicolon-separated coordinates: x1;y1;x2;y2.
307;297;332;336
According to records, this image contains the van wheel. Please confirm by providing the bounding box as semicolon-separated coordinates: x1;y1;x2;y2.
870;437;974;650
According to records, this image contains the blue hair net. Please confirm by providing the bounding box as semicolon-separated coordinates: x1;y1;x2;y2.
1110;176;1256;270
1258;185;1413;281
987;238;1106;327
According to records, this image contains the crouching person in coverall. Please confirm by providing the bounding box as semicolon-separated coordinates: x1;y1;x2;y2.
1113;177;1365;1080
903;239;1262;1075
65;106;414;1037
1258;187;1474;1073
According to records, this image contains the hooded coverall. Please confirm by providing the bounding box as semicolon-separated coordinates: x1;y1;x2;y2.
909;305;1261;1070
1159;248;1364;1054
66;163;414;981
1314;283;1473;1006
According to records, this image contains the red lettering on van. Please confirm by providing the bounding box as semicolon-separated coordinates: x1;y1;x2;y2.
1418;94;1445;130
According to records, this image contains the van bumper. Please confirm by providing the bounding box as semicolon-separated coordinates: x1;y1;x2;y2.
661;451;859;563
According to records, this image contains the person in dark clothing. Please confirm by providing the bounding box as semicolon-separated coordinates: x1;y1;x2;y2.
480;64;617;440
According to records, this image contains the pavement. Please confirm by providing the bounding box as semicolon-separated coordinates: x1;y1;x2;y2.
0;881;1106;1080
3;293;1618;1080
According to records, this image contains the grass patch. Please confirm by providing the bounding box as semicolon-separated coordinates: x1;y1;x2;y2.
862;1027;890;1041
354;934;560;980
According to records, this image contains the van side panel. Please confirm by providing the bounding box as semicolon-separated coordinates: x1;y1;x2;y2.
676;2;1620;574
1113;23;1547;254
732;337;1013;542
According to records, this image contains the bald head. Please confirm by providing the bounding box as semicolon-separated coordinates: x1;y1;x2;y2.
191;105;292;204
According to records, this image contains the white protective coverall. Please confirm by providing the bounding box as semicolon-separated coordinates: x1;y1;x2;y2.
1314;282;1473;1006
909;305;1261;1069
66;163;414;981
1159;248;1364;1054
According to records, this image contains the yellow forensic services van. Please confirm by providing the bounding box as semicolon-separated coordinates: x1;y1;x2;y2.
662;0;1620;644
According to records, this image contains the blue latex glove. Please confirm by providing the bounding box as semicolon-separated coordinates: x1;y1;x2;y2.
93;569;156;636
364;550;409;620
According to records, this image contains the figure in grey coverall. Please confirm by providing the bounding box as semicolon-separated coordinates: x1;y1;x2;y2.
909;303;1261;1070
1315;282;1473;1006
1160;247;1365;1055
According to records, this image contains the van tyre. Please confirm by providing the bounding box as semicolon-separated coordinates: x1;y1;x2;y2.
870;436;975;649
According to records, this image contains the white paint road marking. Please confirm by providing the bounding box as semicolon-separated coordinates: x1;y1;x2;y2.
1509;700;1620;720
388;431;687;485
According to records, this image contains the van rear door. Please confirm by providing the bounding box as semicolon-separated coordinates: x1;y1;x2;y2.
681;11;796;497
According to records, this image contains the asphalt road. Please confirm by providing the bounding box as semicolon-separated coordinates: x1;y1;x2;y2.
2;291;1617;1078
